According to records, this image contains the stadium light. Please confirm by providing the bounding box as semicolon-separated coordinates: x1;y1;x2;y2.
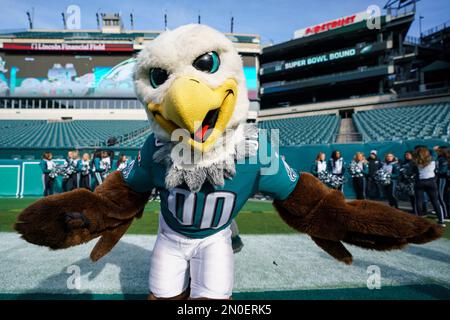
419;15;424;41
26;9;34;30
61;12;67;29
96;13;100;29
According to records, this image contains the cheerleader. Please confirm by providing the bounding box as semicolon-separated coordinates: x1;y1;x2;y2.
367;150;382;200
100;151;112;180
72;151;80;189
399;151;416;213
349;152;369;200
311;152;327;177
92;151;103;189
327;150;346;192
381;153;400;209
436;146;449;219
412;147;445;226
445;148;450;219
92;151;111;189
116;154;128;172
77;153;92;190
40;152;56;196
62;151;78;192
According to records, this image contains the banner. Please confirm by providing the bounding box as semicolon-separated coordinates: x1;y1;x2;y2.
2;42;134;52
261;41;388;75
294;12;368;39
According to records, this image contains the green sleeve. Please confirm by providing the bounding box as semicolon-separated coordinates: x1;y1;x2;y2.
327;160;333;172
121;135;155;193
40;160;51;173
94;158;105;172
430;149;438;160
363;163;369;175
391;164;400;179
310;163;318;176
438;158;448;177
76;160;82;172
257;137;299;200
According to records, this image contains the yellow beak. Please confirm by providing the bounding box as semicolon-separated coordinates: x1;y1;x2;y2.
147;76;238;152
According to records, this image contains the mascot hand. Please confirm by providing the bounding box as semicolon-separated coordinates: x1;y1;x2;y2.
273;173;444;264
15;172;150;261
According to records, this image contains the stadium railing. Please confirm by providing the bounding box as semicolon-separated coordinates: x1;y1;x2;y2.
0;97;142;109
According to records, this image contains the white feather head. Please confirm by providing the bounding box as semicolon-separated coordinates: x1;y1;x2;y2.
134;24;249;142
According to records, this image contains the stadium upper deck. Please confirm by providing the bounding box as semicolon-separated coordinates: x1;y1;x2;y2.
260;7;414;109
259;1;450;111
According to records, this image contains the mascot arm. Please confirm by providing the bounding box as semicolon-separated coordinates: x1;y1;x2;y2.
273;172;443;264
15;171;151;261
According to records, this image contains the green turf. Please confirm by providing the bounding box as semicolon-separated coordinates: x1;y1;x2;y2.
1;284;449;300
1;197;448;239
0;197;294;235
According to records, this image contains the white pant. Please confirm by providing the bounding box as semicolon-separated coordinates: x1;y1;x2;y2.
149;215;234;299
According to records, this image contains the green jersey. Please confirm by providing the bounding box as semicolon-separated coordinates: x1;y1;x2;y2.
122;133;299;238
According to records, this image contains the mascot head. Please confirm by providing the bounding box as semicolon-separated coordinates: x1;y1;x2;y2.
134;24;256;191
134;24;250;153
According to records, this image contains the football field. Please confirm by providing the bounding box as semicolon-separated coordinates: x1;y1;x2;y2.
1;198;450;300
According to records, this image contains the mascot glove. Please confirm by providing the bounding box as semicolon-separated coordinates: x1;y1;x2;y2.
273;173;443;264
15;172;150;261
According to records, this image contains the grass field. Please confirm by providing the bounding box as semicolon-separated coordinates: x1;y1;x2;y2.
0;197;296;235
1;197;448;239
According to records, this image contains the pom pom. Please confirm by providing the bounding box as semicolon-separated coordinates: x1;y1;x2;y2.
374;169;391;186
348;162;364;178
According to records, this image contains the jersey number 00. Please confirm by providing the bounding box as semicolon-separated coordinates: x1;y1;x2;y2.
168;188;236;229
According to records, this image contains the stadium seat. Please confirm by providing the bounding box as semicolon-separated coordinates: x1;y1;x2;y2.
0;120;150;148
353;102;450;142
258;114;340;146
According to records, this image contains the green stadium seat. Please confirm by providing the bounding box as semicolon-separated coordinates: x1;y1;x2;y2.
0;120;150;148
258;114;340;146
353;102;450;142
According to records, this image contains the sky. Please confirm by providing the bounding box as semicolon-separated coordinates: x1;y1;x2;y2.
0;0;449;45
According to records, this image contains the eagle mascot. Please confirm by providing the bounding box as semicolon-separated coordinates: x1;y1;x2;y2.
15;24;443;300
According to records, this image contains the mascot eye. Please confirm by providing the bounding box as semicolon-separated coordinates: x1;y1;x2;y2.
193;51;220;73
149;68;169;88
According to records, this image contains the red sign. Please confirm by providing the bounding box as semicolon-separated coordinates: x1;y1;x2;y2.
294;12;367;39
2;42;134;52
305;15;357;36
